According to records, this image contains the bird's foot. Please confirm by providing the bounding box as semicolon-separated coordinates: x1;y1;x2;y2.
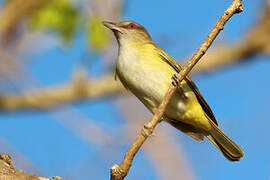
171;74;187;99
171;74;180;87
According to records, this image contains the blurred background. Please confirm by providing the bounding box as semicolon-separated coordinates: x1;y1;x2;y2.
0;0;269;179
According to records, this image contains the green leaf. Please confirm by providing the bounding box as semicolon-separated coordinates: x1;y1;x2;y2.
27;0;79;43
87;15;111;52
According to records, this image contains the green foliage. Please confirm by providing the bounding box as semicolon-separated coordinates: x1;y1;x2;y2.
19;0;112;52
87;15;111;52
28;0;78;43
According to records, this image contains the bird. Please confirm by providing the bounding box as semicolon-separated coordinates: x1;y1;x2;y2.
103;20;244;161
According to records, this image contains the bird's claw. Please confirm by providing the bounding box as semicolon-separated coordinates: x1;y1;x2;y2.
171;74;188;99
172;74;180;87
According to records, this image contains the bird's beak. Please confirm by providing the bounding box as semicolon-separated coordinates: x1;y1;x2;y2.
102;21;123;33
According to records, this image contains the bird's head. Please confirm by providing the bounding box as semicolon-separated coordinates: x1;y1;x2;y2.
103;21;152;45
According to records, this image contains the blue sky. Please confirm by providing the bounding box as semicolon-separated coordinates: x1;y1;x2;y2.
0;0;269;180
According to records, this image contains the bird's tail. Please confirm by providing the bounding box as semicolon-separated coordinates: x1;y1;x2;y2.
206;118;244;161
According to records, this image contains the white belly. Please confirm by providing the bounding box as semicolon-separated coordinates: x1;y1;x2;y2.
116;52;186;115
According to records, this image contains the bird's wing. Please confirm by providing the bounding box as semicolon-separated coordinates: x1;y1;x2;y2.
153;43;218;125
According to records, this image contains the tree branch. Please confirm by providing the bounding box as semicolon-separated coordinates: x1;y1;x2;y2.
192;1;270;74
0;75;125;111
0;153;61;180
110;1;243;179
0;0;47;37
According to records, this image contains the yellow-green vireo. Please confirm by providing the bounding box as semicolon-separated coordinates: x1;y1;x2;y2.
103;20;244;161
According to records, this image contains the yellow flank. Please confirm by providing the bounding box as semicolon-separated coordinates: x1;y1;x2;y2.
184;92;211;130
129;42;211;131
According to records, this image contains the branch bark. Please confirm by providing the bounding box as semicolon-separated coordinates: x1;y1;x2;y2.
0;153;61;180
110;1;243;179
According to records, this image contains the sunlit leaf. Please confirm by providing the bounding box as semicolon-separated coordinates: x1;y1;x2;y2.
87;15;111;52
27;0;78;43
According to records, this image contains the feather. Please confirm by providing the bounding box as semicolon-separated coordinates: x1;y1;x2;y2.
152;42;218;125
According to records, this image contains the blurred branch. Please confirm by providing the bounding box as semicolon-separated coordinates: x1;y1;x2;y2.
144;127;195;180
1;1;270;111
110;1;243;179
0;75;125;111
0;30;24;78
0;0;47;37
53;108;113;146
0;153;61;180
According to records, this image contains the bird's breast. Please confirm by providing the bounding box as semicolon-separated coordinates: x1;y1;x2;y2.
115;42;211;130
116;46;185;114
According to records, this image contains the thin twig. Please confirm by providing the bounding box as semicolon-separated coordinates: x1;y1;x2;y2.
110;1;243;179
192;1;270;74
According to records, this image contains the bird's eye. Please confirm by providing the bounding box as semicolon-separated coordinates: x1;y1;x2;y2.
128;23;135;29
